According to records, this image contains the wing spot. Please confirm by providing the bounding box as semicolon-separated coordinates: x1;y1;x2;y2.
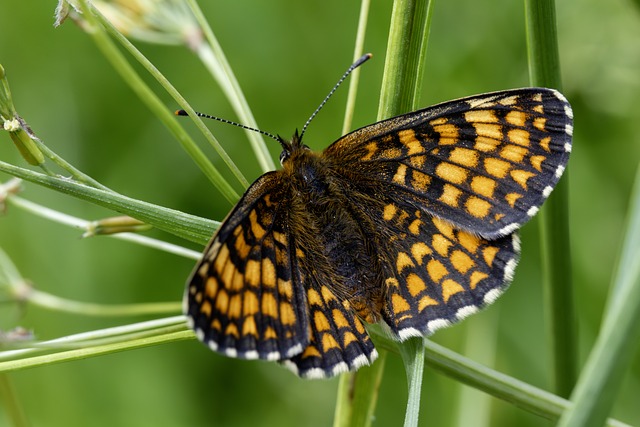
321;333;341;352
418;295;438;311
215;289;229;313
458;231;481;253
332;309;350;329
482;247;500;267
507;129;530;147
469;271;489;289
465;196;492;218
530;155;545;171
471;176;497;198
464;109;499;123
438;183;462;207
307;289;322;306
474;123;503;141
233;230;251;259
410;170;432;191
314;311;331;332
243;291;259;316
225;323;239;339
242;316;258;338
245;259;261;287
432;123;459;145
200;300;212;317
484;158;511;178
427;259;448;283
214;244;230;275
399;129;423;155
500;144;528;163
205;277;218;298
407;273;427;297
280;302;296;326
393;164;408;185
533;116;546;131
320;286;338;305
272;231;287;246
261;293;278;318
381;147;402;159
432;234;452;256
408;218;423;235
261;258;276;288
410;155;426;168
249;210;266;239
449;147;479;167
278;279;293;299
475;136;501;152
539;136;551;152
361;141;378;161
396;252;416;274
510;169;536;190
450;250;475;274
505;192;523;208
505;110;527;127
383;203;397;221
411;242;432;265
228;294;242;319
435;162;468;184
433;218;455;239
441;279;465;303
264;326;277;340
343;332;359;347
392;293;411;313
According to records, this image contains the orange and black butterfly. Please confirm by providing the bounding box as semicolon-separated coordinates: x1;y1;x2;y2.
182;55;573;378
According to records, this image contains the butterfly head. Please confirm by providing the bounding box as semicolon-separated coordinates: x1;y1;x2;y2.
278;129;310;166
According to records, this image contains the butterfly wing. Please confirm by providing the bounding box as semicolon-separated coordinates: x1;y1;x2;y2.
185;171;310;361
324;88;573;239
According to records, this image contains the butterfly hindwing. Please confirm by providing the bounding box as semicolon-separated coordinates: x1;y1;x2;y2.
185;172;310;361
377;208;520;339
324;88;573;239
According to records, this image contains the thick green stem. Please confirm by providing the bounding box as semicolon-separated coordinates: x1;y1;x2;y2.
525;0;577;398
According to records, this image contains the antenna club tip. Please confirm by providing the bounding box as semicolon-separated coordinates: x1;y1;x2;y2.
175;109;188;116
356;53;373;65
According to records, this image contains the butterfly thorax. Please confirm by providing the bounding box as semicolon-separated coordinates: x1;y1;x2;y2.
280;144;384;323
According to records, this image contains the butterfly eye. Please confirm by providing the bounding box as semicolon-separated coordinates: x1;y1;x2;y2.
279;149;291;165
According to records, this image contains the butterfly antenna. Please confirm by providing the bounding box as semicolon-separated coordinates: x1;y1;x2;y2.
299;53;372;140
175;110;281;143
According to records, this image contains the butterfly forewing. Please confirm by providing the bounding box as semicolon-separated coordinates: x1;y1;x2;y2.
185;172;309;361
324;88;573;239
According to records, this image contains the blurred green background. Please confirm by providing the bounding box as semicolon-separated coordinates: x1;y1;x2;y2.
1;1;639;426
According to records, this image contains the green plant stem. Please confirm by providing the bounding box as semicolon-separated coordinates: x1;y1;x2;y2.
186;0;275;173
0;161;216;245
341;0;371;135
0;330;193;373
31;136;111;191
0;316;189;365
557;165;640;427
367;332;630;427
525;0;577;398
77;0;240;204
377;1;433;426
26;289;181;317
5;192;201;260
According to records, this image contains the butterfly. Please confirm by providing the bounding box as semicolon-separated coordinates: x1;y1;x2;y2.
183;61;573;379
